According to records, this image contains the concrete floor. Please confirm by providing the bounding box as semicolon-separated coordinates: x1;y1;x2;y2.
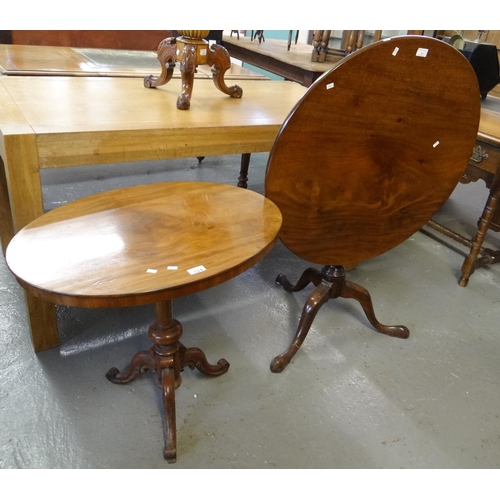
1;151;500;469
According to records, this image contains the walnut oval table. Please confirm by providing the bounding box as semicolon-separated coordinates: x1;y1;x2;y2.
265;36;481;373
6;181;282;463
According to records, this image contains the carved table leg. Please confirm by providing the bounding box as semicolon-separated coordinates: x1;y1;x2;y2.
271;265;409;373
177;45;197;110
162;366;177;462
106;348;155;384
106;299;229;463
208;44;243;99
144;37;177;88
181;345;230;376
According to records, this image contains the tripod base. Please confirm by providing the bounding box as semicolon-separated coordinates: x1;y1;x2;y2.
106;300;229;463
144;36;243;110
270;265;409;373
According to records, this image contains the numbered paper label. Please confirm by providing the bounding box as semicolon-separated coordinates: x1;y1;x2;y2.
187;265;207;275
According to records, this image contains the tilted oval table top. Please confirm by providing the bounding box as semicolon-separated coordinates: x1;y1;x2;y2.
265;36;481;265
6;181;282;308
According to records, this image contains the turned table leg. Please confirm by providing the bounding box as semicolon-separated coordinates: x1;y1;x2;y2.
460;170;500;286
106;299;229;463
237;153;251;189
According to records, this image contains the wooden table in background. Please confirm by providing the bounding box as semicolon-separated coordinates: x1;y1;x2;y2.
0;75;305;352
221;33;342;86
426;98;500;285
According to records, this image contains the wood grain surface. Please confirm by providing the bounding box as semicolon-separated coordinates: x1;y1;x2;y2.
0;77;305;168
265;36;481;265
6;182;282;308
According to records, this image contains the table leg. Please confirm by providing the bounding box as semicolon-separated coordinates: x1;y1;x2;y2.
3;133;60;351
143;37;176;89
177;45;196;111
208;44;243;100
238;153;251;188
106;299;229;462
460;169;500;286
271;265;409;373
162;366;177;462
0;156;14;255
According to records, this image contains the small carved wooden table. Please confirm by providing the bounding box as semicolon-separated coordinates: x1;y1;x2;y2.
6;181;282;462
144;32;243;110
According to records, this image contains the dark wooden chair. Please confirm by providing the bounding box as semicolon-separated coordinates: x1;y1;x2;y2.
265;35;481;373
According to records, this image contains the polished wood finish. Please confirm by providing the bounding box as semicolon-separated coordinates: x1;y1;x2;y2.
265;36;480;372
144;36;242;110
221;32;342;86
271;266;409;373
106;299;229;463
6;181;282;462
0;76;305;351
6;182;282;307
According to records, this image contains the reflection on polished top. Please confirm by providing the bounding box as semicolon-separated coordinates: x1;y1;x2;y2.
6;181;282;308
0;43;270;80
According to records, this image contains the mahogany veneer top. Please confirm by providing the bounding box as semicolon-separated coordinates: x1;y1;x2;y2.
265;36;481;265
6;182;282;308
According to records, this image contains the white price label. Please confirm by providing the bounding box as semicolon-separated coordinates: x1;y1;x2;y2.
187;265;207;275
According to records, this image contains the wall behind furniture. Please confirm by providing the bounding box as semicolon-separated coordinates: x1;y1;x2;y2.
5;31;172;50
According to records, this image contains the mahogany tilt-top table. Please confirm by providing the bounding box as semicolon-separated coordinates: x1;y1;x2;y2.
6;181;282;462
264;36;481;372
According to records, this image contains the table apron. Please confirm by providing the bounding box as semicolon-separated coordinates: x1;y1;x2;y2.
36;126;280;168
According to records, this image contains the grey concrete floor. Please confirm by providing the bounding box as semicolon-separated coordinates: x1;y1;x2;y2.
1;152;500;469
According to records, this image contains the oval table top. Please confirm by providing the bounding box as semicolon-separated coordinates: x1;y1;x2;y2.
265;36;481;266
6;181;282;308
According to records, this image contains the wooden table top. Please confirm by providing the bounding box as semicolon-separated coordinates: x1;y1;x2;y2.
265;36;481;265
6;181;282;308
0;76;306;167
0;44;268;80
